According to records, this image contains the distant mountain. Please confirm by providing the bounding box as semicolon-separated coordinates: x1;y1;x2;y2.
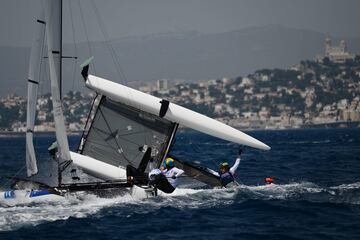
1;25;360;97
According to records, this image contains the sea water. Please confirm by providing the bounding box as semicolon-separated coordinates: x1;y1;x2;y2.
0;128;359;239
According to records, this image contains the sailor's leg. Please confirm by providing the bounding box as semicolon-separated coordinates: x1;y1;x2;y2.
152;174;175;194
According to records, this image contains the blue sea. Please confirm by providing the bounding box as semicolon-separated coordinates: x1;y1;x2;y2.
0;128;360;239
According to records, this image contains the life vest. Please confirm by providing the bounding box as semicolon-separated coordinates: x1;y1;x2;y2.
219;171;234;187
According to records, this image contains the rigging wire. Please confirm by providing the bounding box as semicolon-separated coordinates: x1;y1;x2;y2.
88;0;155;155
68;0;79;91
77;0;96;75
89;0;127;85
89;0;146;119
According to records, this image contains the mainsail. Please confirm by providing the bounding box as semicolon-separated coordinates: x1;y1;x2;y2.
26;12;46;177
79;96;176;178
42;0;71;165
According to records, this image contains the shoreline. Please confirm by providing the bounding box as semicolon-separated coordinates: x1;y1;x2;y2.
0;131;82;136
1;123;359;136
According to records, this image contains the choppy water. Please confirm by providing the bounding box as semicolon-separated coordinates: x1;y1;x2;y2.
0;128;360;239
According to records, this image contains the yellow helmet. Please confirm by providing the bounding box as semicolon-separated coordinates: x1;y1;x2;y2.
165;157;175;167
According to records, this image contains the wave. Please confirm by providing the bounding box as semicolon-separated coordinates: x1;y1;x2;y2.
278;140;332;145
1;181;360;232
236;181;360;205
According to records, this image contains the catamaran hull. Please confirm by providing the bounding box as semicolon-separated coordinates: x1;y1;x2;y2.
70;151;127;180
0;185;155;207
85;75;270;151
0;190;63;207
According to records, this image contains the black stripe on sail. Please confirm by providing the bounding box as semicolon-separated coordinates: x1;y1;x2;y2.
52;51;60;54
37;19;46;24
28;79;39;85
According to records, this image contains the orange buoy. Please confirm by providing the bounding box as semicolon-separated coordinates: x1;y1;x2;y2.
264;177;274;184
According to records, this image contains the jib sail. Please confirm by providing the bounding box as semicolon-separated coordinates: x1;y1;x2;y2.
26;11;46;177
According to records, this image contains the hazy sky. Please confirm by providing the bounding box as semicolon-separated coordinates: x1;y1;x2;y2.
1;0;360;46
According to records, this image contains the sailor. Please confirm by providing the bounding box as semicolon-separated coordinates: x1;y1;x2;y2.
208;149;242;188
148;157;184;193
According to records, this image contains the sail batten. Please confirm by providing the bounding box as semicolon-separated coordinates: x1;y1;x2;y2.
26;11;46;177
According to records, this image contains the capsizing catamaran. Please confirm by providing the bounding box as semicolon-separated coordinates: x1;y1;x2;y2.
0;0;270;205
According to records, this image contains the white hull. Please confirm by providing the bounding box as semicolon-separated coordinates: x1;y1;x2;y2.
86;75;270;151
0;190;63;207
0;185;156;207
70;151;126;180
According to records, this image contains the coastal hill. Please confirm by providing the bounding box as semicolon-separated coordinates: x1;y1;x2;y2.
1;55;359;131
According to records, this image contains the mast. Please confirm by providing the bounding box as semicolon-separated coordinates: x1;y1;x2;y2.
160;123;179;167
59;0;62;99
59;0;63;184
43;0;71;186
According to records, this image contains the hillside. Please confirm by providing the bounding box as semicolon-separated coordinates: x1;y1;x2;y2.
1;25;360;97
1;56;359;131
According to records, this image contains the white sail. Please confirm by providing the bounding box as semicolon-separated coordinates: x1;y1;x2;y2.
43;0;71;162
26;12;46;177
85;75;270;151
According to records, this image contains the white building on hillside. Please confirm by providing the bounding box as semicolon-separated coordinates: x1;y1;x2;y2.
317;38;356;63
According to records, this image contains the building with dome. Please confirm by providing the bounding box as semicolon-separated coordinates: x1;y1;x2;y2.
317;38;356;63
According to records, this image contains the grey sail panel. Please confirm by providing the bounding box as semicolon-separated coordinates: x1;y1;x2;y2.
43;0;71;162
82;97;175;171
26;11;46;177
171;156;222;187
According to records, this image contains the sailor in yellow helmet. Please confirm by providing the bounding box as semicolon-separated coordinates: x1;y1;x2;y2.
162;157;184;187
148;157;184;193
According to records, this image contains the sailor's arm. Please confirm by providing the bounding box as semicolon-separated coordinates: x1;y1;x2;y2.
229;157;241;175
174;167;184;177
207;168;220;177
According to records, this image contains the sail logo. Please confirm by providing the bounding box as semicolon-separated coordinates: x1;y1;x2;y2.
4;191;15;199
